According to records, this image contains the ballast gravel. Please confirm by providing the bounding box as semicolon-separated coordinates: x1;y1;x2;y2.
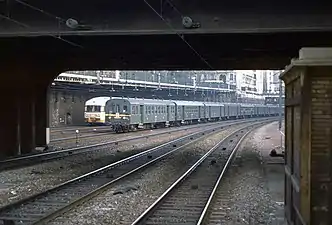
50;125;205;150
47;124;246;225
208;121;286;225
0;126;209;207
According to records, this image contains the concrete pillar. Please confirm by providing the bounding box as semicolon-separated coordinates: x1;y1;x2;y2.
280;47;332;225
35;87;50;147
19;91;35;154
0;90;20;158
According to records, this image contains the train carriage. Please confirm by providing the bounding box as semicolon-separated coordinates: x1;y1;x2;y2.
142;99;174;128
105;98;175;132
173;101;203;124
204;102;221;121
240;104;256;118
224;103;240;119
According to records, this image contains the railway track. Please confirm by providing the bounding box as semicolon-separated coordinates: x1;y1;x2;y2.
0;118;267;171
50;120;244;143
51;129;113;142
50;121;227;143
0;119;265;225
50;126;114;141
130;120;269;225
51;125;108;133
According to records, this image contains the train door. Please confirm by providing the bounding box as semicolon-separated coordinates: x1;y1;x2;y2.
166;105;170;121
65;113;72;125
140;105;144;123
220;106;223;119
174;106;178;121
203;105;207;120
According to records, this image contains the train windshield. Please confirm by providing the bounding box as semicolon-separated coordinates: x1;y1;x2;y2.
86;105;101;112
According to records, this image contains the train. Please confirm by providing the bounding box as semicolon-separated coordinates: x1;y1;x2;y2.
84;97;281;132
84;97;111;125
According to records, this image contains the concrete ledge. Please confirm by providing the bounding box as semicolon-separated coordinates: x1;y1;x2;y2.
299;47;332;60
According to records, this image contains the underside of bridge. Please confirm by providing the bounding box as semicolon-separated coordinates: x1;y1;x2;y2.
1;0;332;72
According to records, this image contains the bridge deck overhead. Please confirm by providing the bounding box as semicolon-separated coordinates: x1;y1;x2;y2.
1;0;332;35
1;0;332;71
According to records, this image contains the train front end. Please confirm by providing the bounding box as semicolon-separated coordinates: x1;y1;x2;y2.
84;97;111;125
105;98;132;132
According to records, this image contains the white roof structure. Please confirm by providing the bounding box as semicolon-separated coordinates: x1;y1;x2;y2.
85;96;111;106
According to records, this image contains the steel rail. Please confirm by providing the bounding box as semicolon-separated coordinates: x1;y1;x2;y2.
131;120;271;225
0;118;267;171
0;119;247;225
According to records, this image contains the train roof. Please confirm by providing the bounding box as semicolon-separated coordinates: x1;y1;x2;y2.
85;96;111;106
204;102;224;106
109;97;175;105
223;102;240;105
240;103;257;107
172;100;205;106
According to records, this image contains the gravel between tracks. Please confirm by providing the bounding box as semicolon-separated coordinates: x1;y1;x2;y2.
47;124;246;225
209;121;286;225
50;125;208;150
0;126;207;207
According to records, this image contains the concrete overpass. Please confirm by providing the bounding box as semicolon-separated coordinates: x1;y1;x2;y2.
2;0;332;71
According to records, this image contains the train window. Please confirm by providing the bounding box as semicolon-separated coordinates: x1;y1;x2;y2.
123;105;128;113
148;106;151;114
154;106;157;114
116;104;120;113
86;106;93;112
132;106;135;114
145;106;148;114
136;106;139;114
158;106;161;114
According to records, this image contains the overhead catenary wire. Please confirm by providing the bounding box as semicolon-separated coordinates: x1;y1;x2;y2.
0;14;83;48
14;0;65;22
143;0;214;70
3;0;83;48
